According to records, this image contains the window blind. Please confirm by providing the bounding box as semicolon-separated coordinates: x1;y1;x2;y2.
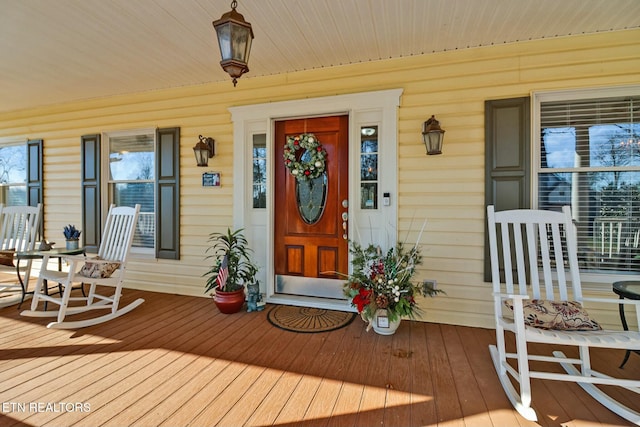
538;95;640;273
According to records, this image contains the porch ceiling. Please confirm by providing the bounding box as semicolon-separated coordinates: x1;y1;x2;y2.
1;0;638;114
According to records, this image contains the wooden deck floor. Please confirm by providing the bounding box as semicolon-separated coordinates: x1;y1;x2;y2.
0;288;638;427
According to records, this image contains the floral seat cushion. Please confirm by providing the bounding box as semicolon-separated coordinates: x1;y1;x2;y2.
503;299;602;331
78;257;121;278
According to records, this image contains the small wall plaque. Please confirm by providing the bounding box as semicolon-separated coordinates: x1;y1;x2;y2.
202;172;221;187
376;313;390;328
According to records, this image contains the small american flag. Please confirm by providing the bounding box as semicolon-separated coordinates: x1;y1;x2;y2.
216;255;229;290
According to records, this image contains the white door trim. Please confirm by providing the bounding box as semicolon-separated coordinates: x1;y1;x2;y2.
229;88;402;311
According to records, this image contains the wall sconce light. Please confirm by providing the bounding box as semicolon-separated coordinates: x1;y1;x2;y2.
422;115;445;155
213;0;254;86
193;135;215;167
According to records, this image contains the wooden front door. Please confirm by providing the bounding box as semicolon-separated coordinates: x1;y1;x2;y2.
274;115;349;298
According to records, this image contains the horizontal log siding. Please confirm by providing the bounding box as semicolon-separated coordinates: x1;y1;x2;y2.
0;29;639;329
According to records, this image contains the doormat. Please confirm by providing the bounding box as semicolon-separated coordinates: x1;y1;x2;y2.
267;305;356;333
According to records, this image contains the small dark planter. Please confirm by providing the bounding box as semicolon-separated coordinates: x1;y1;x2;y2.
213;286;245;314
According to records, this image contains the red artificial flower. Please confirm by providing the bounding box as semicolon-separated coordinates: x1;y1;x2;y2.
304;170;310;175
352;287;372;312
285;159;291;164
317;146;322;152
294;140;300;146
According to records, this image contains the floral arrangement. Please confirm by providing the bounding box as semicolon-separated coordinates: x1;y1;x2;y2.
343;240;444;324
63;224;81;240
283;133;327;180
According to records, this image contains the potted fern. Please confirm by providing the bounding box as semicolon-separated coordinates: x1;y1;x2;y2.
204;228;258;314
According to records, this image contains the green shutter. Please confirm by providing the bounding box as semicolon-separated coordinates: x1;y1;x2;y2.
156;127;180;259
484;97;531;281
26;139;43;207
81;134;101;253
26;139;43;236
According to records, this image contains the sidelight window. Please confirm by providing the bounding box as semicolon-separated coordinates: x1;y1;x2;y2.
252;133;267;208
360;126;379;210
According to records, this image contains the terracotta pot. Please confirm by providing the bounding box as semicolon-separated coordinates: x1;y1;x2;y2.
213;286;245;314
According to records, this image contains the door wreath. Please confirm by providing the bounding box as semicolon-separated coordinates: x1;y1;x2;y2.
283;133;327;180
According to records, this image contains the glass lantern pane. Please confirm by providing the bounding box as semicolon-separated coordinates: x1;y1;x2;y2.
231;23;249;61
243;34;252;63
216;24;231;60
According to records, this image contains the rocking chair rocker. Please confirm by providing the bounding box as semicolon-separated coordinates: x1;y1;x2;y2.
487;205;640;425
21;204;143;329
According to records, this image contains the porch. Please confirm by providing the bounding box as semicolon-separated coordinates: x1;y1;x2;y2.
0;289;638;427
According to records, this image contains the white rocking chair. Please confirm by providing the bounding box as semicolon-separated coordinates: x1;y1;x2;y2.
21;204;143;329
0;204;42;308
487;205;640;425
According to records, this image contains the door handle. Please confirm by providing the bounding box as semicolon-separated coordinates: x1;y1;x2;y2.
341;208;348;240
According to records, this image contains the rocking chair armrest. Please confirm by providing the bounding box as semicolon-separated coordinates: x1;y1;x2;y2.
582;298;640;328
50;254;88;270
61;254;90;263
59;255;122;274
493;293;530;326
492;292;530;301
80;257;121;265
61;255;121;265
582;297;640;329
582;297;640;307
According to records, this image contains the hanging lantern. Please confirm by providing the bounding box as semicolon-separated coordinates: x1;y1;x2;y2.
212;0;254;86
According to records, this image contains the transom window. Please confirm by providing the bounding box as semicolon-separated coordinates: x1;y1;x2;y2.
535;87;640;275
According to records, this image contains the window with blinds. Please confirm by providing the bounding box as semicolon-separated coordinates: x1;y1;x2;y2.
107;131;155;249
537;90;640;274
0;143;26;206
